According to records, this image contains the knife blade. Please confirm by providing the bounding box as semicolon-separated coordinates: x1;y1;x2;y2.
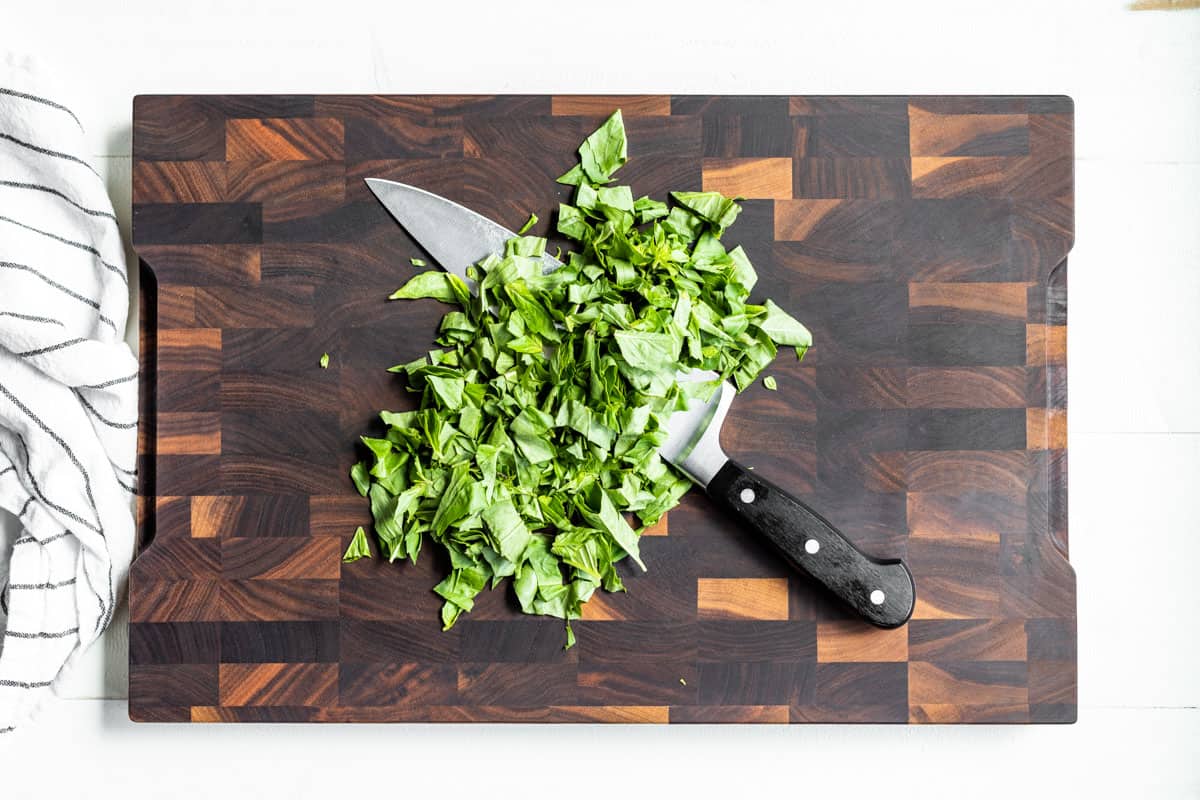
366;178;916;628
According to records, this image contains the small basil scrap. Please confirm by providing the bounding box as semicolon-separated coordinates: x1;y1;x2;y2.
343;526;372;562
517;213;538;235
359;109;813;648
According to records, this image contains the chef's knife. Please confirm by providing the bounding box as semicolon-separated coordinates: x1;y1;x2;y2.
365;178;916;628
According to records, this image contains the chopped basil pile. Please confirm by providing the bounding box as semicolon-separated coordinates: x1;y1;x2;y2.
348;110;812;646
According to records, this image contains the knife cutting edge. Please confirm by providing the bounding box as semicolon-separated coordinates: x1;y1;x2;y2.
365;178;916;628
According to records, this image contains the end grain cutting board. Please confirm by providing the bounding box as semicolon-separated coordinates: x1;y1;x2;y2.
130;95;1075;724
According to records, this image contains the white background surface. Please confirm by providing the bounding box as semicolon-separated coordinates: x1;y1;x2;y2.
3;0;1199;796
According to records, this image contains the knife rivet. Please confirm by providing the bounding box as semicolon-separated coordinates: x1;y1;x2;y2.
870;590;886;606
804;539;820;555
739;488;756;504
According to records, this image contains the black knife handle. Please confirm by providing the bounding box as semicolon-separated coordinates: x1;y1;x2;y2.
707;460;915;628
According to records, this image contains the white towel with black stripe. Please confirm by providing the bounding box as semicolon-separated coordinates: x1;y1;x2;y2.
0;64;136;735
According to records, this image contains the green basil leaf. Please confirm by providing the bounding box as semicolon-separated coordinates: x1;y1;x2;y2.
342;526;372;563
759;298;814;350
577;109;627;184
389;270;468;303
670;191;742;235
349;461;370;496
579;488;644;571
613;330;678;373
481;497;532;563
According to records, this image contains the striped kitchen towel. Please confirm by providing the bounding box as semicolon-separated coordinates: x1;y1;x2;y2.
0;62;137;734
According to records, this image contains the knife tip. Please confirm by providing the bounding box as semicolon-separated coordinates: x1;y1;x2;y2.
365;177;420;199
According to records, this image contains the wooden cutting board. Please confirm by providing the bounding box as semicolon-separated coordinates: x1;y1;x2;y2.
129;94;1075;724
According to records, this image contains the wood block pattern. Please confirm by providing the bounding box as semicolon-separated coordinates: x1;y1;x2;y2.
219;663;338;706
156;412;220;455
697;578;790;620
817;621;908;662
226;118;344;161
702;158;792;198
132;95;1074;724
